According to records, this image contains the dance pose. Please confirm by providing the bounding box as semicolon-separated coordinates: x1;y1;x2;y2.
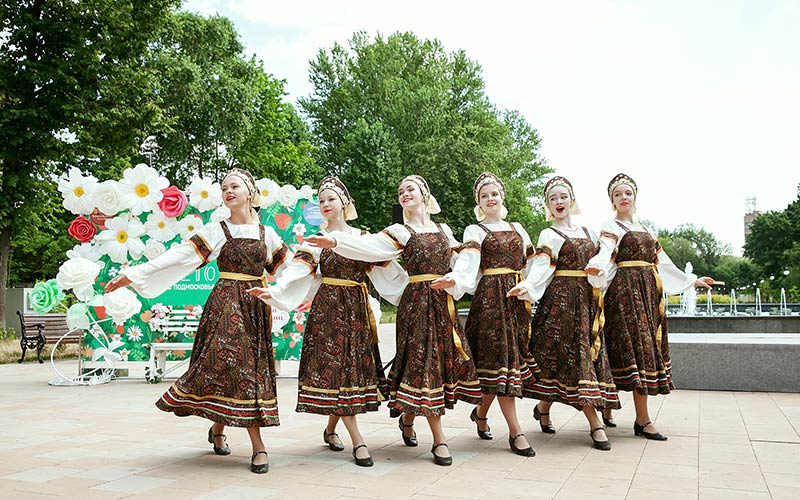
105;168;287;473
508;176;619;450
247;176;407;467
458;172;536;456
307;175;481;466
586;173;714;441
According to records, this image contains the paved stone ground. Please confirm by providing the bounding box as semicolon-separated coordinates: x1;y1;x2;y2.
1;324;799;499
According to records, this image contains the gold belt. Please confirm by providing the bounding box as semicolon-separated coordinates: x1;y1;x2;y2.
321;277;379;344
408;274;469;361
553;269;603;360
616;260;665;349
218;271;267;287
482;267;532;343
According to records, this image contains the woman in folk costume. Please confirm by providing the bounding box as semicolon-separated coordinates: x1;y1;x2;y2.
585;173;715;441
457;172;536;457
247;176;407;467
105;168;288;474
306;175;481;467
508;176;619;450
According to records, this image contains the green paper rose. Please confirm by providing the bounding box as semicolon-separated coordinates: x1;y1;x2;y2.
29;279;66;313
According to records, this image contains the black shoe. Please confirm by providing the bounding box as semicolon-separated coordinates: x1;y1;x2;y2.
431;443;452;466
599;409;617;428
508;433;536;457
470;407;493;440
398;414;418;447
533;404;556;434
323;429;345;451
634;421;667;441
590;427;611;451
250;451;269;474
207;426;231;455
352;444;374;467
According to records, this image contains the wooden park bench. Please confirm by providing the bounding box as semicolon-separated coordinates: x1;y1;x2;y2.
17;310;82;364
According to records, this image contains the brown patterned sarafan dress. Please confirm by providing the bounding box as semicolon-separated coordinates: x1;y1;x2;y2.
389;224;482;417
603;222;673;395
156;223;287;427
463;225;536;396
293;245;387;415
524;227;620;410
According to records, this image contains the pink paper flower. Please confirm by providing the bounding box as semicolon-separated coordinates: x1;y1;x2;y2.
158;186;188;218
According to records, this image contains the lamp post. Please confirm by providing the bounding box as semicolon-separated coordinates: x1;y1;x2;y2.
139;135;158;168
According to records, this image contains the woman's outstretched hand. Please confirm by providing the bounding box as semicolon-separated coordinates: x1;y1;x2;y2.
246;287;272;301
695;276;719;289
506;284;526;298
104;275;132;293
305;234;336;248
430;276;455;289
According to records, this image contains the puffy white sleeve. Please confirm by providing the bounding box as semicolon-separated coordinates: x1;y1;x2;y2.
445;224;484;298
587;220;622;290
512;222;537;276
264;244;320;312
513;228;562;303
122;222;225;298
650;228;698;295
367;259;409;306
331;224;406;262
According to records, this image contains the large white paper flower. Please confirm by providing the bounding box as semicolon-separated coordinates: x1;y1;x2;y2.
96;216;146;264
256;178;280;207
144;209;178;242
66;242;103;263
93;180;124;216
56;257;102;301
276;184;299;208
177;214;204;240
103;288;142;325
210;204;231;222
188;177;222;212
118;163;169;215
142;239;166;261
58;167;98;215
299;185;314;200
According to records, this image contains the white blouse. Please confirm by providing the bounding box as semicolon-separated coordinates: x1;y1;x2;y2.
587;219;697;294
329;222;473;299
448;221;535;296
123;220;288;298
265;226;409;312
513;225;599;302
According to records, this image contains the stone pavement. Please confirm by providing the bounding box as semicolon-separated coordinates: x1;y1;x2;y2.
1;324;799;500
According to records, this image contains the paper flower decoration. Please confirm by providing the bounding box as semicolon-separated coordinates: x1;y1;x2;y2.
256;178;280;207
66;243;103;263
58;167;98;215
209;205;231;223
144;210;178;242
56;257;102;301
29;280;66;313
276;184;299;208
299;185;314;200
103;288;142;325
177;214;204;240
188;177;222;212
158;185;188;218
96;215;146;264
93;180;124;216
66;303;91;332
118;163;169;215
142;239;166;261
67;216;97;243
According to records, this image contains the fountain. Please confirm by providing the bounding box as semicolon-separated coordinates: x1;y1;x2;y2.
780;288;788;315
679;262;697;316
755;288;763;316
729;289;738;316
706;288;713;315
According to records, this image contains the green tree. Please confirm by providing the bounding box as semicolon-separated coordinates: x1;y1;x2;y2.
658;223;731;279
300;31;551;236
0;0;179;327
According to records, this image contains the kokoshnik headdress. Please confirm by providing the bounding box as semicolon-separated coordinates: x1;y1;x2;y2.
607;173;638;200
224;168;263;208
400;175;441;218
543;175;581;221
473;172;508;222
317;176;358;223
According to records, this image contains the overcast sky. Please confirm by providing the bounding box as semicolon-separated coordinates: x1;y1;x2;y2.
184;0;800;254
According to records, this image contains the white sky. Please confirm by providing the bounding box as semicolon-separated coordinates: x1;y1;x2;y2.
184;0;800;254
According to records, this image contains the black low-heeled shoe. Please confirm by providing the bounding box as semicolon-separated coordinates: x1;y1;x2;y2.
207;426;231;455
470;407;493;440
431;443;452;466
590;427;611;451
323;429;345;451
398;414;418;447
634;421;667;441
599;409;617;428
533;404;556;434
352;444;374;467
509;433;536;457
250;451;269;474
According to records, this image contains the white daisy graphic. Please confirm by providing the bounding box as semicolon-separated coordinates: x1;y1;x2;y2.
256;178;279;207
118;163;169;215
58;167;98;215
177;215;204;240
293;223;307;237
96;215;146;264
126;325;143;342
188;177;222;212
144;209;178;242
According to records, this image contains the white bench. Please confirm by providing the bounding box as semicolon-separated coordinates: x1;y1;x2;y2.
146;309;199;383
